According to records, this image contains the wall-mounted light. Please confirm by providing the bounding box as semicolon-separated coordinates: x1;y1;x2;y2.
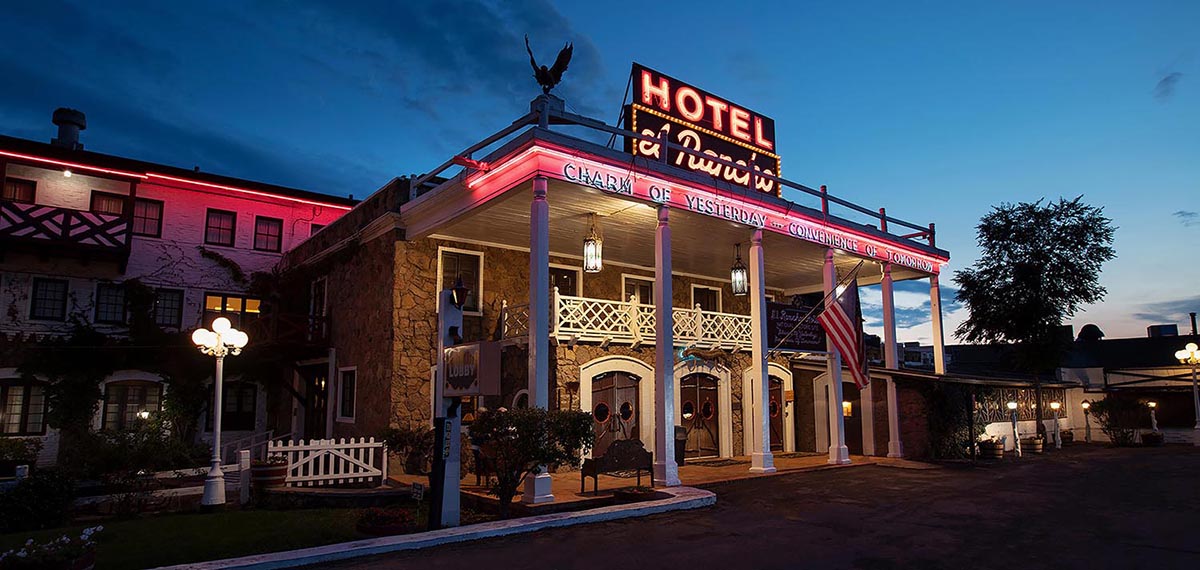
63;169;72;178
842;401;853;417
730;243;748;297
451;275;471;309
583;214;603;273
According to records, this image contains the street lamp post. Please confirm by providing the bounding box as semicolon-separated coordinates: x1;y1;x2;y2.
1176;342;1200;446
192;317;249;507
1049;401;1062;449
1147;401;1159;434
1007;401;1021;458
1081;401;1092;443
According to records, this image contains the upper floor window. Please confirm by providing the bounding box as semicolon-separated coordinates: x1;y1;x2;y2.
205;209;237;247
132;198;163;237
438;249;481;314
253;216;283;252
203;292;261;328
94;283;126;324
30;278;69;321
90;191;126;216
550;266;581;297
102;380;162;430
692;285;721;312
1;380;47;436
2;178;36;204
153;288;184;329
623;276;653;305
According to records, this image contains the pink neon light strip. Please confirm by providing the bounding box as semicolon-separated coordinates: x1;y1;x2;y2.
0;150;148;179
146;174;352;210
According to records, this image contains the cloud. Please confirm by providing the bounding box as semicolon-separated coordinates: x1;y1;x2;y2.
1132;295;1200;325
858;280;962;334
1154;72;1183;101
1174;210;1200;227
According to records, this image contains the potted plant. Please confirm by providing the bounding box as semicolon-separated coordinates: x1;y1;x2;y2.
612;485;660;503
1020;434;1045;454
356;507;416;536
0;525;102;570
250;455;289;490
1141;431;1164;446
977;437;1004;460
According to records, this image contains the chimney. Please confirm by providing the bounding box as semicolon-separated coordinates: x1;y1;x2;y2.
51;108;86;150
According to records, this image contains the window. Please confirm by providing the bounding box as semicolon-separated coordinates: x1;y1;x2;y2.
253;216;283;252
153;288;184;328
207;382;257;432
692;285;721;312
2;178;35;204
0;380;47;436
94;283;126;324
102;381;163;430
30;278;68;321
204;209;237;247
310;224;325;236
90;191;126;216
549;265;581;296
438;249;482;314
623;276;654;305
203;293;261;328
132;198;163;237
337;368;356;421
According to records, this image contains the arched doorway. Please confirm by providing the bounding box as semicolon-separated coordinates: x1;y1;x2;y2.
590;371;641;457
680;373;720;459
768;376;785;452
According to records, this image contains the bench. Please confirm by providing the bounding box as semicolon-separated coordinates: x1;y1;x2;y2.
580;439;654;494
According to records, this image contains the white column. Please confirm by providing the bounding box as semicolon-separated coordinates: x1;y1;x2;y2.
882;264;899;370
930;274;946;375
523;175;554;504
824;249;851;465
653;205;680;486
748;230;776;473
886;378;903;458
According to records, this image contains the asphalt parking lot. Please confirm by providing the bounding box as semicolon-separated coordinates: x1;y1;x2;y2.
322;445;1200;570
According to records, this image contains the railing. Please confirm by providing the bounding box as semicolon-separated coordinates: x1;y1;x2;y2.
220;429;286;464
244;313;330;346
0;201;131;251
268;437;387;487
502;290;753;351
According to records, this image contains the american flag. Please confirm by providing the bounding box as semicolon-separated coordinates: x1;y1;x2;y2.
818;280;870;389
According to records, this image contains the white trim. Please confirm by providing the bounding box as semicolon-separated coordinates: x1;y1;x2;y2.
689;284;722;313
436;246;485;316
579;356;656;458
740;363;795;455
511;389;531;409
335;366;357;423
549;263;582;296
673;359;733;458
621;274;655;305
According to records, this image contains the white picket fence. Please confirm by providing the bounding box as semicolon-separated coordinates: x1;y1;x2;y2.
267;437;388;487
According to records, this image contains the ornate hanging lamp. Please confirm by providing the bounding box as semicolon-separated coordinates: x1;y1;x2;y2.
583;214;603;273
730;243;748;296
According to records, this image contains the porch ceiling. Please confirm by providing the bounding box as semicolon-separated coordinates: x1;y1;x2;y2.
428;179;931;291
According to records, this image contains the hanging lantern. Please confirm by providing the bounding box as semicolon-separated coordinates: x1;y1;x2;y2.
583;214;603;273
451;275;471;309
730;243;748;296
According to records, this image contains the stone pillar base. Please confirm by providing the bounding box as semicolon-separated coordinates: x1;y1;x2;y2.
521;472;554;504
654;460;681;487
828;445;851;465
887;440;904;458
749;452;776;473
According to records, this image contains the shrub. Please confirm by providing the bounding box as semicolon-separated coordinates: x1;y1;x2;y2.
72;422;209;479
470;407;593;518
0;439;41;465
381;425;434;475
1088;396;1144;447
0;469;76;533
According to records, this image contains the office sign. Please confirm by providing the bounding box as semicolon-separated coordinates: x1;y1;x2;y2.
625;63;781;196
442;341;500;397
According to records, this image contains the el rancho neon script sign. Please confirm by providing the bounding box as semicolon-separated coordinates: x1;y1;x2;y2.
556;158;939;274
625;63;782;196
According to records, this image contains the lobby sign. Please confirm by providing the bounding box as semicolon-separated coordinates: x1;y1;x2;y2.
442;341;500;397
624;63;782;196
766;300;826;352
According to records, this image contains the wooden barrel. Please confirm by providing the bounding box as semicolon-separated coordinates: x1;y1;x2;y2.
1020;437;1044;454
251;465;289;489
979;442;1005;460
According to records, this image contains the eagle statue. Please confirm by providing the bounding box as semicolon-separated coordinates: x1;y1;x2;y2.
525;34;573;94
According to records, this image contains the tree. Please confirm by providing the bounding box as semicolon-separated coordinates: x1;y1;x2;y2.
469;407;593;518
954;197;1116;369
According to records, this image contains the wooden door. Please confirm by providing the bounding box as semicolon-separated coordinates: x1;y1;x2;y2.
680;373;720;459
300;365;328;440
591;372;640;457
769;376;785;452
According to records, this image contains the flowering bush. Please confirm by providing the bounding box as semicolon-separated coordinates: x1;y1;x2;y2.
0;525;102;569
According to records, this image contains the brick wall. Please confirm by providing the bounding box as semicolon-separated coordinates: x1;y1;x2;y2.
896;379;932;459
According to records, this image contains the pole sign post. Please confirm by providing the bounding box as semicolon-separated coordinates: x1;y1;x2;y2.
429;289;463;530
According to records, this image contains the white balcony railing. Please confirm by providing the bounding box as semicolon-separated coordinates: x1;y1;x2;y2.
500;289;753;351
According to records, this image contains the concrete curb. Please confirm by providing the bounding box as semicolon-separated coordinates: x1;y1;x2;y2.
153;486;716;570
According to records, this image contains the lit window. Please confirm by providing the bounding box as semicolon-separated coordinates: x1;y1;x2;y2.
439;250;481;313
94;283;126;324
30;278;69;321
253;216;283;252
132;198;163;237
203;292;262;328
0;380;47;436
90;192;126;216
2;179;36;204
102;381;163;431
204;209;237;247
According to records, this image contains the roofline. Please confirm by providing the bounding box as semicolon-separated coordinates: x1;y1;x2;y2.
0;134;357;209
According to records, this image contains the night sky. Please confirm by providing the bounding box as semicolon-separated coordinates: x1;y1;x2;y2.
3;1;1197;344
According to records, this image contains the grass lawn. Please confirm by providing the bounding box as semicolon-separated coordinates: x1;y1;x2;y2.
0;508;376;569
